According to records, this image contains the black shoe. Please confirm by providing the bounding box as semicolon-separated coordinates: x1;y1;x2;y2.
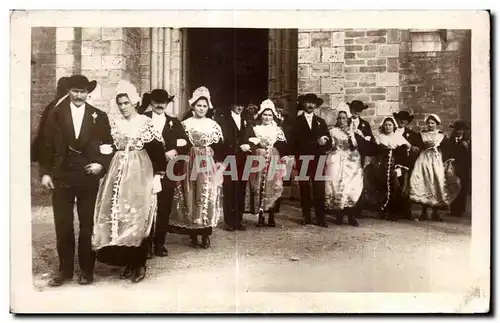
154;245;169;257
257;211;265;227
48;272;72;287
316;222;328;228
237;225;246;231
301;218;312;225
189;235;199;248
131;266;146;283
335;215;343;225
78;272;94;285
225;226;236;232
431;212;443;222
348;216;360;227
268;213;276;227
201;236;211;249
120;266;133;279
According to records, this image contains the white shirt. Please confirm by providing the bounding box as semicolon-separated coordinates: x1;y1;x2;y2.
151;112;167;134
304;112;314;129
352;117;360;129
395;127;405;137
231;111;242;130
70;102;85;139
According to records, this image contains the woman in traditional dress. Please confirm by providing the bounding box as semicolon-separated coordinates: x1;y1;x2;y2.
363;116;412;220
409;114;460;221
324;107;364;226
169;86;224;249
92;80;167;283
242;99;289;227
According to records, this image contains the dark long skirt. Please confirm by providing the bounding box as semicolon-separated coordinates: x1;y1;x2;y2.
96;238;150;268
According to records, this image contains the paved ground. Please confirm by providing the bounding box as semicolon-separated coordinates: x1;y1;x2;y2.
26;195;478;312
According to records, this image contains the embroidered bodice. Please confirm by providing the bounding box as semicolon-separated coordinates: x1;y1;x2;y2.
110;114;163;151
252;124;286;148
374;130;410;149
421;130;444;149
330;127;353;150
182;117;223;148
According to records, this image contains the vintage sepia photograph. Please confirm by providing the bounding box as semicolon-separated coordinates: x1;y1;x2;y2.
10;10;490;313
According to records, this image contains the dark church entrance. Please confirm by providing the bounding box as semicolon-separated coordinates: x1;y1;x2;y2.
186;28;269;112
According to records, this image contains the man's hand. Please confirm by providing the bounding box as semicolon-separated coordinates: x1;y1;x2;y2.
165;149;178;160
355;129;364;137
240;144;251;152
317;136;328;146
85;163;103;175
41;175;55;190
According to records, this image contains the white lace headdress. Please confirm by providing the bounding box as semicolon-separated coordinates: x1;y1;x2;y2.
109;80;141;120
188;86;214;110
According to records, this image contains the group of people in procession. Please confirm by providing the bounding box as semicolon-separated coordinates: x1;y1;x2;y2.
32;74;471;287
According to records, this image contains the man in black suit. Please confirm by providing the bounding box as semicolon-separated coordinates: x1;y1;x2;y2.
216;103;250;231
143;89;189;257
448;120;471;217
347;100;375;167
290;93;331;227
31;76;69;163
393;111;423;219
39;75;113;287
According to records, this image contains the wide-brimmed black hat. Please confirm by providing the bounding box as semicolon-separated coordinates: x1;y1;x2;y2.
393;111;414;122
347;100;368;112
150;89;175;104
67;75;97;93
450;120;470;131
297;93;324;108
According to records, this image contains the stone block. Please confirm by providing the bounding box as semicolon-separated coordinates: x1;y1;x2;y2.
387;29;400;43
320;79;343;94
299;79;320;93
364;44;377;51
343;81;358;88
298;64;311;78
102;55;127;70
82;28;102;41
82;55;102;70
345;66;360;73
387;58;399;72
386;86;399;101
102;28;124;41
344;52;355;59
298;33;311;48
55;41;74;55
377;72;399;86
355;37;386;44
331;62;344;78
360;66;386;73
311;32;332;47
345;59;365;65
56;54;74;68
140;53;150;66
346;73;376;83
311;64;330;77
345;45;363;52
357;51;377;59
298;48;320;63
377;101;399;115
321;47;344;62
331;32;345;46
371;94;386;101
141;38;151;52
365;87;386;94
366;30;387;37
346;31;365;38
346;88;363;95
56;28;74;41
108;40;125;56
378;44;399;57
344;39;354;45
367;59;386;66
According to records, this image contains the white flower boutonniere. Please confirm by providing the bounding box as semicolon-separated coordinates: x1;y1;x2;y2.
92;112;98;124
169;120;173;128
